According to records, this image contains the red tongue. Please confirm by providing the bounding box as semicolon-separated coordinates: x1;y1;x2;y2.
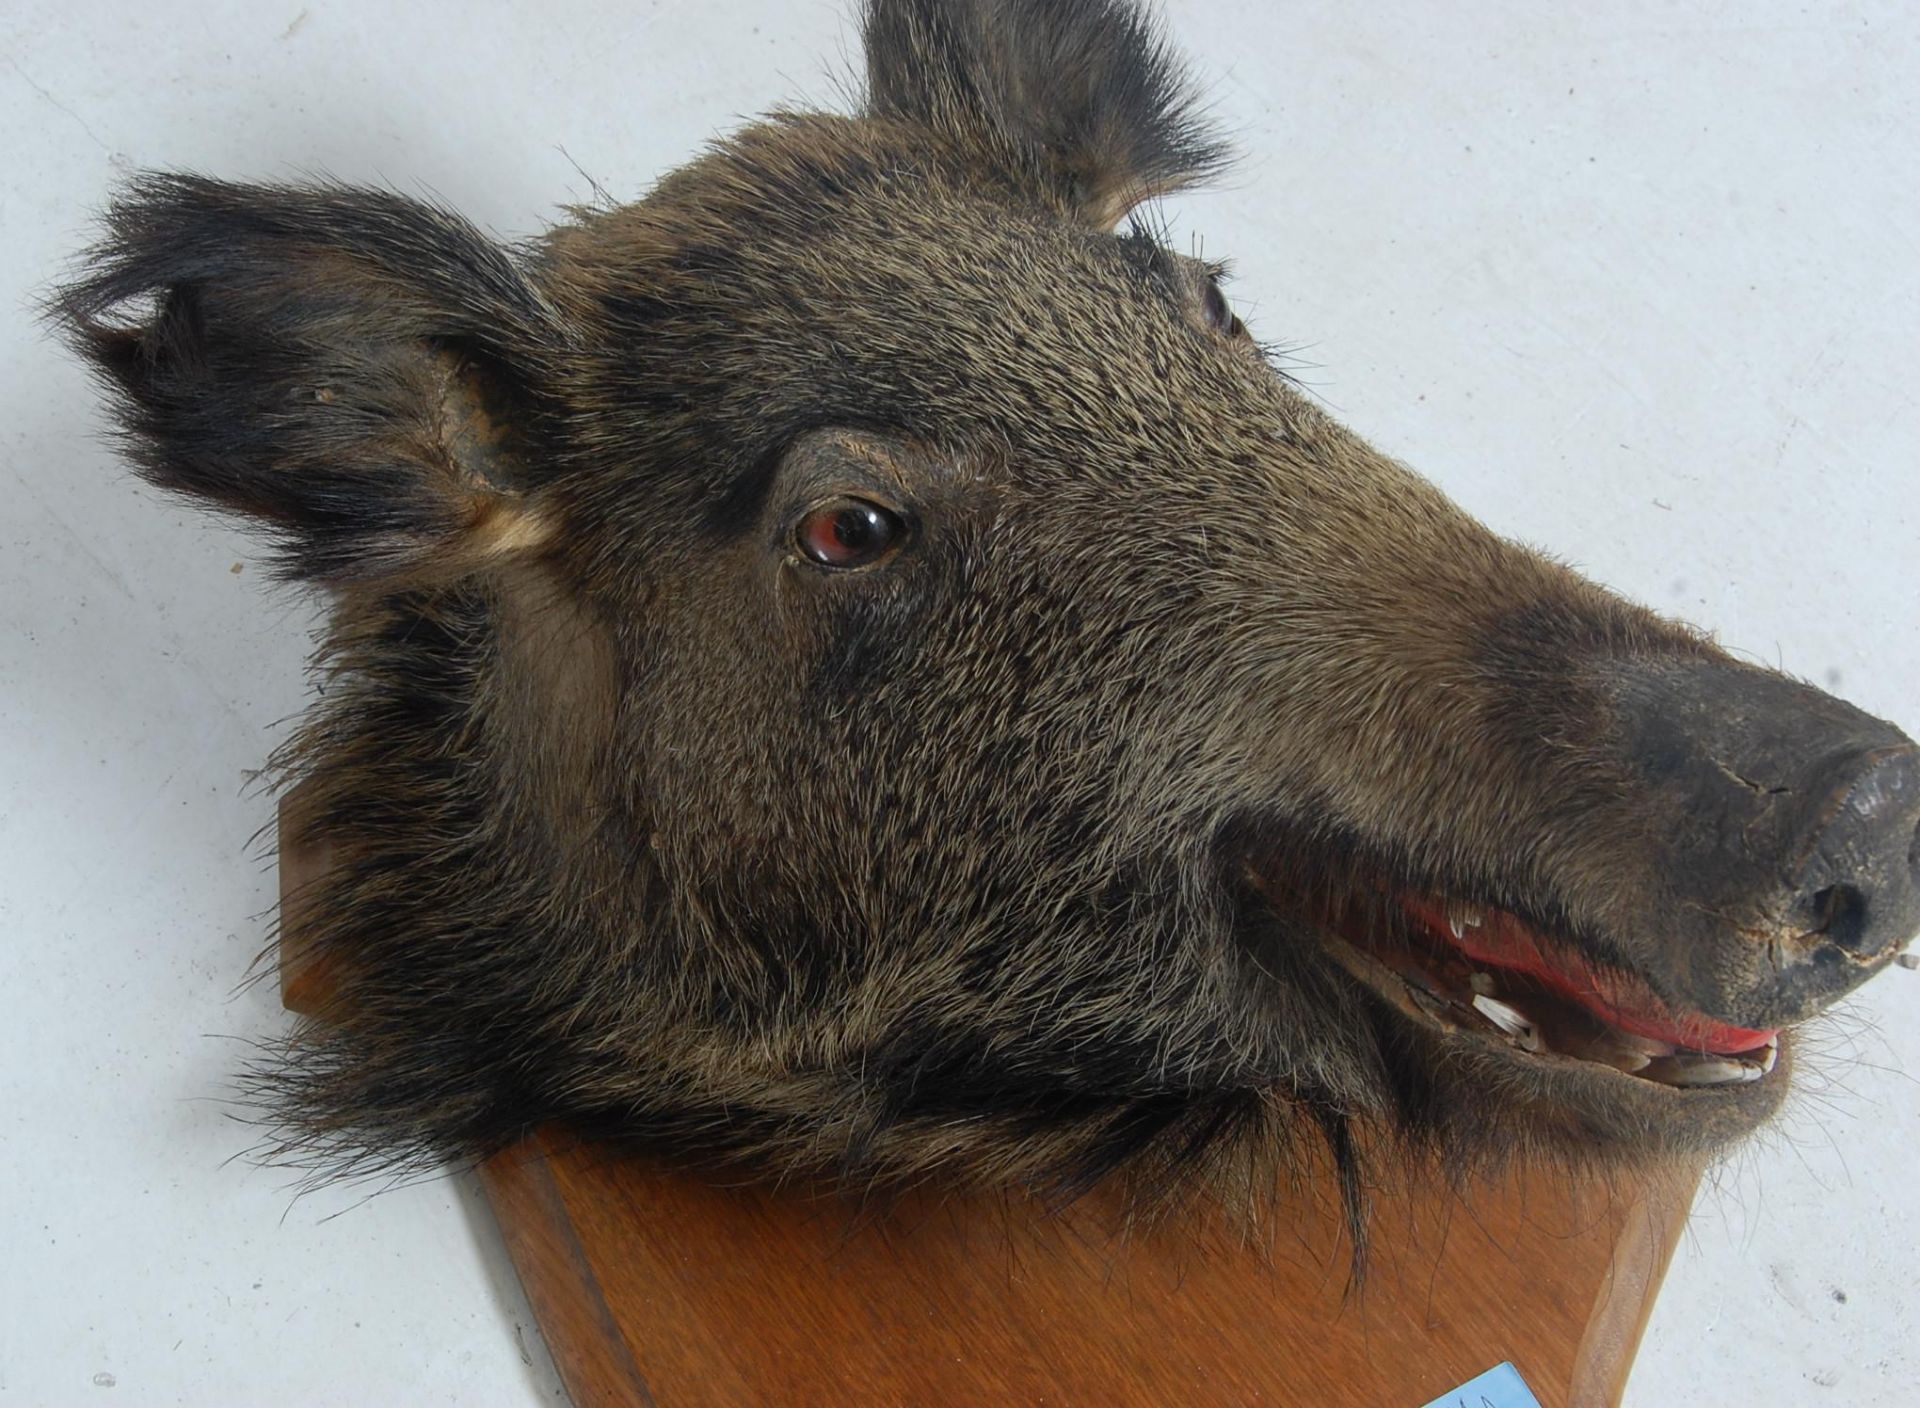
1402;897;1778;1055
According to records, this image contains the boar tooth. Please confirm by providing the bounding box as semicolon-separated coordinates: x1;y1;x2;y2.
1471;993;1529;1034
1643;1055;1766;1087
1446;902;1485;940
1755;1040;1779;1075
1574;1040;1652;1073
1471;994;1544;1051
1683;1059;1764;1087
1469;971;1497;996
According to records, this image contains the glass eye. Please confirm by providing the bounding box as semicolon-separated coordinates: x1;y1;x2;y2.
796;498;906;569
1202;277;1247;339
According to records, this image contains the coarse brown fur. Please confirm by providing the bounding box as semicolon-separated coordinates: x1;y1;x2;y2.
54;0;1917;1241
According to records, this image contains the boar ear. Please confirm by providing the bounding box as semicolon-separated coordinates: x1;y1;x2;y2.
55;174;570;585
863;0;1229;228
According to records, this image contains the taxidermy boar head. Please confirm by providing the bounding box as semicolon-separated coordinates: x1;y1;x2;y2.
57;0;1920;1234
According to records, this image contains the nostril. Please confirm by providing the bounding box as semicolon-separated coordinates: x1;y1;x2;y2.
1813;884;1870;952
1791;746;1920;963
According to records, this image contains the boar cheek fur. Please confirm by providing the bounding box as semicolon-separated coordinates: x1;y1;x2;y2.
55;0;1807;1239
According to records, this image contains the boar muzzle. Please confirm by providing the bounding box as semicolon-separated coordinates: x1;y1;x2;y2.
1610;658;1920;1029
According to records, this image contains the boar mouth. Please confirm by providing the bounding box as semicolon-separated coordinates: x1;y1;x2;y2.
1242;861;1783;1092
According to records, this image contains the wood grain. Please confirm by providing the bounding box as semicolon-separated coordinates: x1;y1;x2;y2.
278;789;1697;1407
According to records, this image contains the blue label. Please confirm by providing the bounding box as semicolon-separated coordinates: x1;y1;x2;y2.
1419;1361;1544;1408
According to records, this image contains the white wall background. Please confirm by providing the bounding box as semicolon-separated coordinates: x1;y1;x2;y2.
2;2;1913;1403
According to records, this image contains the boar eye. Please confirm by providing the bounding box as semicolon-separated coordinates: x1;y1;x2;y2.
1202;277;1247;340
796;497;906;569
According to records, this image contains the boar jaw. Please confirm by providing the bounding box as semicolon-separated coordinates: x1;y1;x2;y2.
1242;858;1789;1115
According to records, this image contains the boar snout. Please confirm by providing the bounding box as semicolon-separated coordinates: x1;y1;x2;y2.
1610;658;1920;1028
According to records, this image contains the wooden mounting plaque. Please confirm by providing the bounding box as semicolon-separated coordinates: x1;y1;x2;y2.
278;792;1698;1408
